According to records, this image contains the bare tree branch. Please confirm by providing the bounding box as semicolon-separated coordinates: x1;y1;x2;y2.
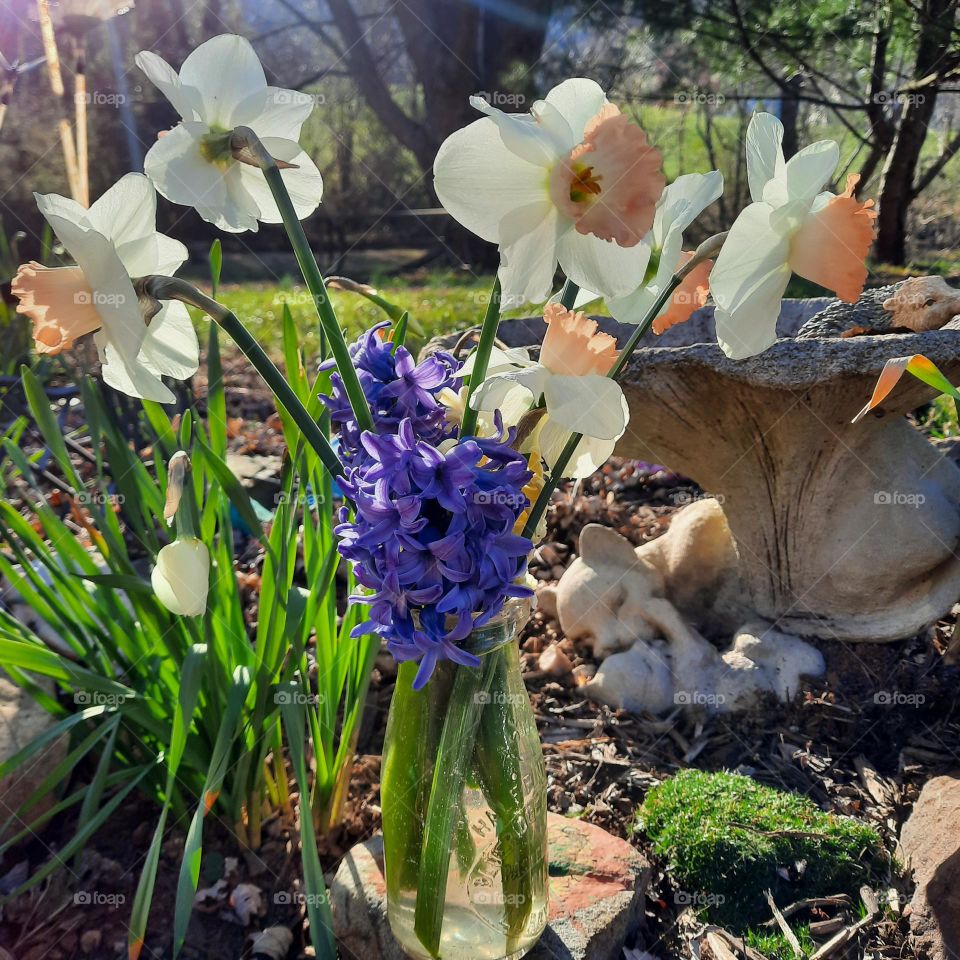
911;130;960;195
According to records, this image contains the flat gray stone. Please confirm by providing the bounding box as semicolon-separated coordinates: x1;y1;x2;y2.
330;813;650;960
495;313;960;391
225;452;283;508
0;672;68;828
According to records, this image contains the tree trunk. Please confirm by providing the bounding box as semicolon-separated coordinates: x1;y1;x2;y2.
779;74;802;159
873;0;954;264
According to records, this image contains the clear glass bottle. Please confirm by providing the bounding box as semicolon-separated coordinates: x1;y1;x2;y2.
381;597;548;960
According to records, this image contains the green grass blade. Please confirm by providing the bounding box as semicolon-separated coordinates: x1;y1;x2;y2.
280;686;336;959
172;665;250;956
209;239;222;299
20;365;83;489
207;322;227;458
194;437;273;558
128;644;207;960
0;717;117;839
73;716;121;864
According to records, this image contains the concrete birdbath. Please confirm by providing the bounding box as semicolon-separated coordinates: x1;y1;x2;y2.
501;300;960;710
614;320;960;644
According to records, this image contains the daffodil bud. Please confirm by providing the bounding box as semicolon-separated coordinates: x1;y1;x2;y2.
151;538;209;617
163;450;189;524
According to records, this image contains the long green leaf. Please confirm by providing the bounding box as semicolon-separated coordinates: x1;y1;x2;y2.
280;686;336;959
128;645;207;960
194;437;273;557
20;365;83;490
172;666;250;956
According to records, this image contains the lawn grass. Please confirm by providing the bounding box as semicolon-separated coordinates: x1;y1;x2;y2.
636;769;883;929
743;924;818;959
202;270;501;358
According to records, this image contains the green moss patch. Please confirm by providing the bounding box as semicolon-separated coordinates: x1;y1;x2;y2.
636;770;882;928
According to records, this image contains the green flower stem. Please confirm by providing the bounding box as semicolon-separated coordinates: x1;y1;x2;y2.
558;278;580;309
521;272;684;540
232;126;374;433
414;654;499;957
143;277;344;480
382;662;430;896
169;452;200;540
459;277;501;439
475;643;534;953
382;662;452;897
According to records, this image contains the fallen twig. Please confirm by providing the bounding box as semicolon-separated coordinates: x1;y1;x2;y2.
765;889;803;956
759;894;853;926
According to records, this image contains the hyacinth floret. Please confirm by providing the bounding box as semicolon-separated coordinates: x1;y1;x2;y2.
321;323;533;688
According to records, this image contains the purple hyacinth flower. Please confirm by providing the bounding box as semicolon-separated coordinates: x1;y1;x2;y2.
320;323;534;684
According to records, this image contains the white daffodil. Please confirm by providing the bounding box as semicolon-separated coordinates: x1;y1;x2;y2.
446;344;538;433
710;112;877;359
12;173;196;403
434;78;665;309
608;171;723;333
136;34;323;233
152;538;210;616
470;304;628;478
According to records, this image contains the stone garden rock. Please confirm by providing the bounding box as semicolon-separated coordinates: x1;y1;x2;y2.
0;672;68;825
225;452;284;508
796;277;960;338
330;813;650;960
495;299;830;352
899;774;960;960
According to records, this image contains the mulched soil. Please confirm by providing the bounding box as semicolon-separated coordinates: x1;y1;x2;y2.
1;360;957;959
